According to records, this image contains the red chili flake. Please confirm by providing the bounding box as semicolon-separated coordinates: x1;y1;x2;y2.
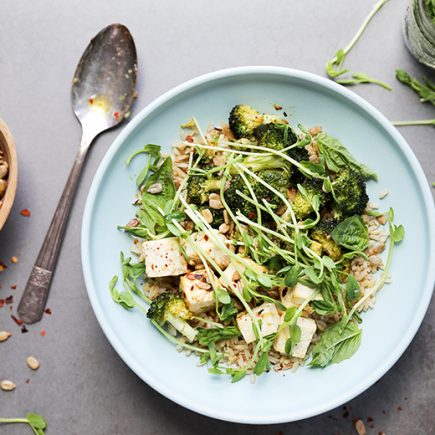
89;98;94;104
0;299;4;308
40;329;46;337
247;211;257;220
397;406;402;411
367;416;374;423
5;295;13;304
20;209;31;217
382;410;386;415
25;379;30;384
44;308;52;315
113;111;120;120
21;325;28;333
186;273;196;280
11;315;23;326
0;262;7;271
10;285;17;290
342;410;349;419
186;135;194;143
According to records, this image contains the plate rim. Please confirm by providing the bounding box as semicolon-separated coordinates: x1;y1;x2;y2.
81;65;435;424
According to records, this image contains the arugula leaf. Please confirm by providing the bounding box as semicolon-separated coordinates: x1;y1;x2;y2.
197;326;240;346
316;133;377;180
310;321;362;367
331;216;369;251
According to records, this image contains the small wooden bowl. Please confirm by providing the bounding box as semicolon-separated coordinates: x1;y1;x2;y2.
0;120;18;231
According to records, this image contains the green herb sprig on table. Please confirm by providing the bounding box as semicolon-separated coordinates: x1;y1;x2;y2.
396;69;435;105
325;0;391;90
0;413;47;435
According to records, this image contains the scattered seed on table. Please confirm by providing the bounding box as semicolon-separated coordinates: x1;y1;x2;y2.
354;419;366;435
1;380;16;391
26;356;40;370
0;331;12;342
10;256;18;264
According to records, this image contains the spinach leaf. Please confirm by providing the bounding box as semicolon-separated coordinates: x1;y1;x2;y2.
331;216;369;251
310;321;362;367
316;133;377;180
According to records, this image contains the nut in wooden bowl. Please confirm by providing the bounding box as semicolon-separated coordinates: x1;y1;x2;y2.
0;120;17;231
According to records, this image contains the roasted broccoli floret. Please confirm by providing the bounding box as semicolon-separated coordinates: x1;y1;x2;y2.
229;104;264;139
310;219;342;261
239;154;292;174
254;122;298;151
147;293;197;342
331;169;369;217
186;175;221;205
291;178;327;220
224;170;289;218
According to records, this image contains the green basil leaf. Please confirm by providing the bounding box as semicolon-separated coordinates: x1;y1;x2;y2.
331;216;369;251
310;321;362;367
316;133;377;180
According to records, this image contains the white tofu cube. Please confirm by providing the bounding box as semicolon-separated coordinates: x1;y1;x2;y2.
142;237;188;278
236;302;281;344
183;231;235;269
273;316;317;359
280;283;322;308
179;270;216;314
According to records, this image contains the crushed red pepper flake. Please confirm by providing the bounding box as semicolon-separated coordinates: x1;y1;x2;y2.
44;308;52;315
397;406;402;411
11;315;23;326
89;98;94;104
0;299;5;308
40;329;46;337
21;325;28;334
5;295;13;304
185;135;194;143
20;209;31;217
0;262;7;271
10;285;17;290
25;379;30;384
367;416;374;423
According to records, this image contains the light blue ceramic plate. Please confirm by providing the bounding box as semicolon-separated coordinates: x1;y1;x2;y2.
81;67;435;424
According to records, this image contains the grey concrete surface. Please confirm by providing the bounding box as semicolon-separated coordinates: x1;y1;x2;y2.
0;0;434;434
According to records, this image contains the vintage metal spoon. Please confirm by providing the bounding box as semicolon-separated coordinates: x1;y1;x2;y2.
17;24;137;324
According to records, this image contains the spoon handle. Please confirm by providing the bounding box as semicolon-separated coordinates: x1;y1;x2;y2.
17;139;90;324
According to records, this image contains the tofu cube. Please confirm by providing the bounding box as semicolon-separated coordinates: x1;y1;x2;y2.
142;237;188;278
236;302;281;344
280;283;322;308
273;316;317;359
179;270;215;314
183;231;235;269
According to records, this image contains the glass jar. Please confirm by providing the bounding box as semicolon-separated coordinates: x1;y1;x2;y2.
403;0;435;68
